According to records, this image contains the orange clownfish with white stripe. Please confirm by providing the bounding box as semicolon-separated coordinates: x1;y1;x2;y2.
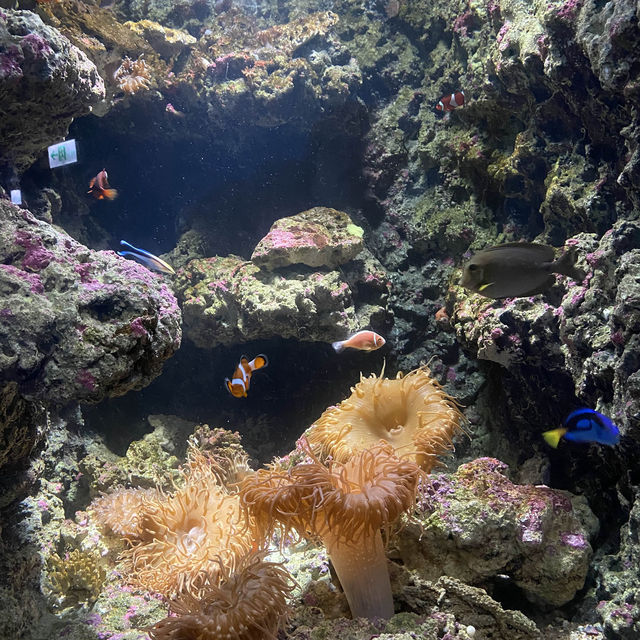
436;90;465;113
225;354;268;398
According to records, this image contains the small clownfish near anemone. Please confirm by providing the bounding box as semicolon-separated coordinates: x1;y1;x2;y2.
542;408;620;448
88;169;118;200
332;330;386;353
225;354;268;398
117;240;176;275
436;90;465;113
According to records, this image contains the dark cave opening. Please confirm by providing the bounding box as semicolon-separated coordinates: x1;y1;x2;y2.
82;336;388;465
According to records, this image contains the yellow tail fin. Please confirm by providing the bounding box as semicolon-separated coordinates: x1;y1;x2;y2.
542;428;567;448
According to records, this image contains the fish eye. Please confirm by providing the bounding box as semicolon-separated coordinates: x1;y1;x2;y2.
468;264;479;271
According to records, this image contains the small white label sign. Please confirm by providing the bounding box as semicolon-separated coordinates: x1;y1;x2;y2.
48;139;78;168
10;189;22;205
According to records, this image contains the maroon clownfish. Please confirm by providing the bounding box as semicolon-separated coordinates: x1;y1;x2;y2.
436;90;465;113
225;354;268;398
88;169;118;200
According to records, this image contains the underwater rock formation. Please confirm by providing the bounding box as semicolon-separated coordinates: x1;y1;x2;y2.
450;220;640;440
398;457;597;607
175;210;389;348
0;199;182;407
251;206;364;270
0;8;105;172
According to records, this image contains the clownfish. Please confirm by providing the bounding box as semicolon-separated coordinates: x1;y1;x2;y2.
436;90;465;113
332;330;386;353
542;409;620;448
88;169;118;200
225;354;268;398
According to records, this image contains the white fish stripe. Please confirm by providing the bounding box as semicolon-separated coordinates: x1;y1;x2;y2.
438;100;444;109
450;93;458;107
239;365;248;382
232;378;246;389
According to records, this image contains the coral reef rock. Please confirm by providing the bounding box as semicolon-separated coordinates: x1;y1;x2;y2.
0;9;105;172
176;236;389;348
398;458;598;607
0;200;182;407
251;207;364;270
450;220;640;439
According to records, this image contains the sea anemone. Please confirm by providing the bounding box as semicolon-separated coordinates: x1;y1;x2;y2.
92;487;161;539
306;366;464;471
122;475;254;597
148;552;296;640
240;442;423;619
114;54;152;95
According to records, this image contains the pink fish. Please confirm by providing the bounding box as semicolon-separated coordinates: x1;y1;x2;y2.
332;330;386;353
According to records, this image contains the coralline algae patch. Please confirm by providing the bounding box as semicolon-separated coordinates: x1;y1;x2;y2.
0;201;182;406
399;457;598;607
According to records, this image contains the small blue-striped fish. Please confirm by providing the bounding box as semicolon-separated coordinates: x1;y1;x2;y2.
117;240;175;275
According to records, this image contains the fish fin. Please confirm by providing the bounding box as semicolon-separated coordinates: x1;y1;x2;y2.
552;247;586;282
332;340;345;352
102;188;118;200
477;282;495;292
251;354;268;370
542;428;567;448
224;378;234;395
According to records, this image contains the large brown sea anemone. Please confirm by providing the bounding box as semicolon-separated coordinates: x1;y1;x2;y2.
306;366;464;470
148;552;296;640
240;442;423;619
122;476;254;597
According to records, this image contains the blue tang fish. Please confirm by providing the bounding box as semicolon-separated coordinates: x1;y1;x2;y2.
118;240;175;275
542;409;620;448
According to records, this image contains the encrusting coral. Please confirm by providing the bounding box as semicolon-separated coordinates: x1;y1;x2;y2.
306;366;464;471
148;551;296;640
113;54;152;94
240;442;423;620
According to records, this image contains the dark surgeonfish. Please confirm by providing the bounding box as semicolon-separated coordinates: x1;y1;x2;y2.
117;240;176;275
460;242;586;299
542;409;620;448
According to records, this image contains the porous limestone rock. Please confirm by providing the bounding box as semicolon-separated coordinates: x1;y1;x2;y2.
176;254;361;348
0;9;105;172
124;19;196;61
397;457;598;607
251;207;364;270
0;199;182;407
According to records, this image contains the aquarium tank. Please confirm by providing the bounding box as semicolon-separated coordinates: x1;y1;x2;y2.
0;0;639;638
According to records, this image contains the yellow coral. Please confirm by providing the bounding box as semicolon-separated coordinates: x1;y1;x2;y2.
114;55;152;94
46;549;106;606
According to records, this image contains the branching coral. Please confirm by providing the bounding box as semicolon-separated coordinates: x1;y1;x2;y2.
306;366;464;471
241;443;423;619
46;549;106;606
114;55;152;94
148;552;296;640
